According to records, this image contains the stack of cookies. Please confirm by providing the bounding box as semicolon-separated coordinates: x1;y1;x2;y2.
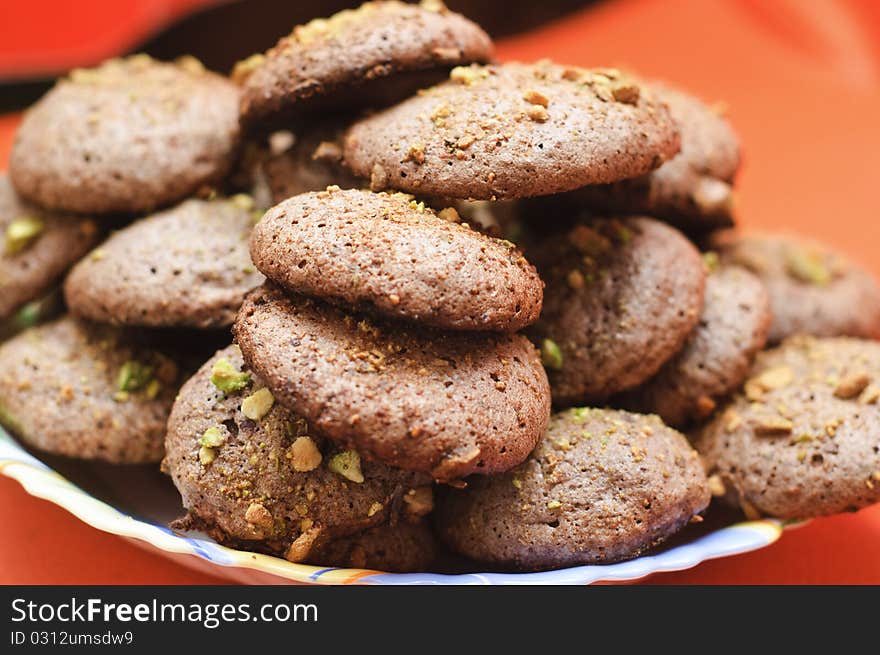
1;0;878;574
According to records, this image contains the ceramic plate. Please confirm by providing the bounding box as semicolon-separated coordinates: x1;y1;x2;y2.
0;424;785;584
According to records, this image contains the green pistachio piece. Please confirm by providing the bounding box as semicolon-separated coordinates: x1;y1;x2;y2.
540;338;563;370
327;450;364;483
4;217;44;255
210;358;251;393
117;360;153;392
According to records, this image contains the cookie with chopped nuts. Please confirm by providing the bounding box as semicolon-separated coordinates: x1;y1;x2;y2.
564;82;740;231
525;216;705;405
0;316;179;463
0;174;101;321
237;0;493;126
10;54;240;214
695;336;880;519
307;520;436;572
618;264;771;426
233;284;551;481
250;187;543;331
435;407;710;570
164;345;431;562
64;198;264;328
259;123;365;204
342;61;681;200
711;232;880;343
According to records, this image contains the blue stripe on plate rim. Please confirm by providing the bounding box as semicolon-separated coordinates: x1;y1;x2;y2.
0;425;787;584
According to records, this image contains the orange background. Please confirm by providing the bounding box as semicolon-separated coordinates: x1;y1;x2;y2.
1;0;879;583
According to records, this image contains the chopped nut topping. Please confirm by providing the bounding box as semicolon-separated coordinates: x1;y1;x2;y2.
833;371;871;399
367;502;384;517
210;358;251;393
284;527;323;563
175;55;204;74
702;251;720;274
327;450;364;483
546;500;562;510
245;502;273;530
404;142;426;164
523;89;550;107
752;414;793;436
786;247;832;285
241;387;275;420
449;65;488;85
438;207;461;223
611;83;640;104
403;486;434;516
745;365;793;399
566;269;585;289
231;53;265;84
540;338;563;370
370;163;388;191
230;193;254;211
200;426;227;448
527;105;550;122
312;140;343;162
4;217;44;256
859;384;880;405
420;0;447;12
695;395;717;418
117;360;153;393
198;445;216;466
287;436;322;472
739;498;762;520
707;474;726;497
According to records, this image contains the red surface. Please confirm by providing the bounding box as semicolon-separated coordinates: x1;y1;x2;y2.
2;0;880;584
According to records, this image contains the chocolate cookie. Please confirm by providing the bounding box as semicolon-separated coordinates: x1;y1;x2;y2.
260;125;364;204
712;232;880;343
435;407;710;570
64;198;264;328
237;0;493;126
165;345;431;562
307;520;436;572
10;54;240;214
0;316;179;463
250;187;543;331
567;82;740;230
695;336;880;519
525;216;705;405
233;284;551;481
343;62;681;200
619;263;771;426
0;174;101;321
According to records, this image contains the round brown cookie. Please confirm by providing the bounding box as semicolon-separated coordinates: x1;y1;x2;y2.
10;54;240;214
260;125;365;204
250;187;543;331
164;345;431;562
233;284;551;481
565;82;740;231
64;198;264;329
0;174;101;321
618;263;771;427
435;407;710;570
525;216;705;405
237;0;493;126
712;232;880;343
0;316;179;463
343;62;681;200
695;336;880;519
307;520;436;572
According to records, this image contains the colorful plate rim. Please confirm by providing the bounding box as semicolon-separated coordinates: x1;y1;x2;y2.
0;427;784;584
